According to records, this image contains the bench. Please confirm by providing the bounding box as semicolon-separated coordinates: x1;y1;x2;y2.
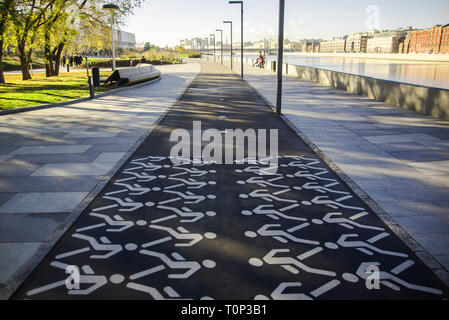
101;64;161;86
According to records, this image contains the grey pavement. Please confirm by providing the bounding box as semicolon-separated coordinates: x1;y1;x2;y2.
0;61;200;294
212;56;449;278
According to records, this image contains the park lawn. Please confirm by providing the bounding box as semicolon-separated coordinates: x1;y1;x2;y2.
2;56;45;71
0;72;114;110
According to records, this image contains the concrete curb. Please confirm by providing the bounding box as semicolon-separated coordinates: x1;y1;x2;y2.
0;65;200;300
236;63;449;288
0;76;162;116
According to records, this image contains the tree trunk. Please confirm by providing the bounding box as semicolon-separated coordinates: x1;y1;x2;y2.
44;29;52;77
0;38;4;84
53;43;65;76
0;0;14;84
18;41;32;80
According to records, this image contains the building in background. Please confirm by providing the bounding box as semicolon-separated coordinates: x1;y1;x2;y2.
366;30;407;54
345;33;369;53
441;25;449;54
295;39;321;52
408;24;449;53
180;39;195;50
320;37;347;53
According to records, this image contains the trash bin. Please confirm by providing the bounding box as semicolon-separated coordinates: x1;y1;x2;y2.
92;67;100;87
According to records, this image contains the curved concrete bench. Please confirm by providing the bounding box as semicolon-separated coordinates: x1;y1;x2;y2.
101;64;161;86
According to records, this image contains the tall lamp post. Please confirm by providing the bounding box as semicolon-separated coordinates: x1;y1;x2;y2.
210;34;216;63
103;3;120;71
276;0;285;115
223;21;233;70
229;1;243;78
216;29;223;65
204;38;209;61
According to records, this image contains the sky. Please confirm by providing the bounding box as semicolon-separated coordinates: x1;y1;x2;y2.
122;0;449;47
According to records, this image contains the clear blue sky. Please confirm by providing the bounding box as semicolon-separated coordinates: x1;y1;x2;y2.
123;0;449;46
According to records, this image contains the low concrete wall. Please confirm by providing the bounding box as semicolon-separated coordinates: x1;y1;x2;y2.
289;65;449;120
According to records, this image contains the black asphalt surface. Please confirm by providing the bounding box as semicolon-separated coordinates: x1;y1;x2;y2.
13;62;449;300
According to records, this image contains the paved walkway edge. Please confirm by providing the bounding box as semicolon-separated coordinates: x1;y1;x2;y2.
0;70;199;300
236;66;449;288
0;76;162;116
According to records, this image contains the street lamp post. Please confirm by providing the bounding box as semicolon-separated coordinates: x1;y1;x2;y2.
209;34;216;63
229;1;243;78
223;21;233;70
276;0;285;115
216;29;223;65
103;3;120;71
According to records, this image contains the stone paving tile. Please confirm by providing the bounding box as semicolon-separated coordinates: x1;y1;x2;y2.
7;138;85;146
13;145;92;155
114;130;147;138
386;187;449;202
375;200;449;218
0;242;42;285
63;131;120;139
393;215;449;234
362;189;399;203
0;193;16;206
376;142;430;152
389;150;449;162
80;137;139;145
0;146;20;155
0;176;100;193
0;160;41;177
87;144;134;153
93;152;127;163
364;133;442;145
353;129;408;136
0;192;89;213
432;133;449;140
407;161;449;176
412;233;449;256
435;255;449;271
31;162;116;177
11;152;101;164
0;213;68;242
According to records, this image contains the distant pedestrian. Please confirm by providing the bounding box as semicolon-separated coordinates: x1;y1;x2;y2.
253;51;264;68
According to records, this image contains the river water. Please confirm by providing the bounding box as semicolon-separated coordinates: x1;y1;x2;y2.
244;54;449;90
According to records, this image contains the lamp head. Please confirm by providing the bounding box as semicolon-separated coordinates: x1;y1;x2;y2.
103;4;120;11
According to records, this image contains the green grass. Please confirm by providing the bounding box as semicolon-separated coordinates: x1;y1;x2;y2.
2;56;45;71
0;72;114;110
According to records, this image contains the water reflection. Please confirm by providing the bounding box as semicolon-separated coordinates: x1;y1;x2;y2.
249;55;449;90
